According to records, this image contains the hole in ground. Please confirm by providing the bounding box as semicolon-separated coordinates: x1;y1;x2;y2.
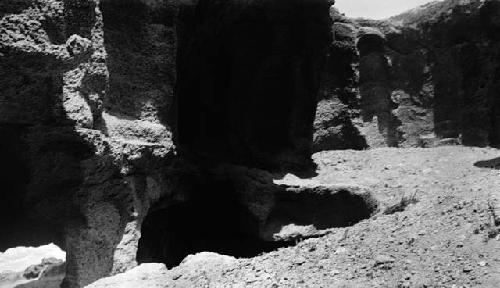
262;189;377;241
0;243;66;288
136;179;291;269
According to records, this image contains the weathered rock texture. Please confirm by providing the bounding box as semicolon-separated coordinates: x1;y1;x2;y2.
5;0;498;286
0;0;333;287
315;0;500;150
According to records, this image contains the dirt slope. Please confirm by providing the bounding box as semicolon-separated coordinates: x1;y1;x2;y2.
88;146;500;287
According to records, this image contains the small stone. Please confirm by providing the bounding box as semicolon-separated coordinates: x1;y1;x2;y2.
23;264;43;279
374;255;395;266
293;256;306;265
334;247;348;254
463;266;473;273
478;261;487;267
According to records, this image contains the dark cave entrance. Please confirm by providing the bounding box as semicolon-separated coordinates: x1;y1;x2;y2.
136;178;378;268
0;124;60;251
136;179;288;269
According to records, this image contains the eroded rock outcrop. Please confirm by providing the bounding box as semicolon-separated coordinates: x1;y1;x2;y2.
1;0;333;287
314;7;368;152
315;0;500;149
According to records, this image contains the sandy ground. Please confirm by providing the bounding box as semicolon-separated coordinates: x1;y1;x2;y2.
88;146;500;288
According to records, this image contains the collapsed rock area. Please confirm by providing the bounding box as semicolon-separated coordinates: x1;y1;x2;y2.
315;0;500;150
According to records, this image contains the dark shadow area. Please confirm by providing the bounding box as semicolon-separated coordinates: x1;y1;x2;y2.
474;157;500;169
0;124;57;250
137;174;378;269
487;52;500;147
1;38;126;287
175;0;331;170
265;189;376;233
428;3;500;148
0;76;87;253
0;126;91;252
0;30;93;255
0;0;32;19
63;0;96;40
136;178;291;269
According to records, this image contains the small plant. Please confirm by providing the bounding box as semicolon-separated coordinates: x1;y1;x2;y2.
384;192;419;215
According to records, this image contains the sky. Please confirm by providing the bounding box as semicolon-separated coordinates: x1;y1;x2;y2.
335;0;443;20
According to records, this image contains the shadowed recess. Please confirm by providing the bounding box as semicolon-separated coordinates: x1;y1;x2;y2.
136;179;289;269
474;157;500;170
174;0;331;170
262;189;377;240
0;124;54;250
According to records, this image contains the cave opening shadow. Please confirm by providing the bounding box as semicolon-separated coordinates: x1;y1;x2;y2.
260;188;378;242
136;180;290;269
0;124;63;251
474;157;500;169
270;189;376;230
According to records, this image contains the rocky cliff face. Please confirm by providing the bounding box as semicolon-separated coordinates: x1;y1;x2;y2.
0;0;333;287
315;0;500;150
3;0;498;286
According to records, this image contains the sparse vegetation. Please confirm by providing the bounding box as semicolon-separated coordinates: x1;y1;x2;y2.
383;192;419;215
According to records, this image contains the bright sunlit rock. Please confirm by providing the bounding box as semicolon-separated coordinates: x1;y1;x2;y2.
0;244;65;273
